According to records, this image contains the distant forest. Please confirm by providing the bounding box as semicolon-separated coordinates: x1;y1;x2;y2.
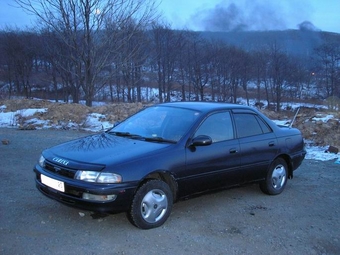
0;1;339;111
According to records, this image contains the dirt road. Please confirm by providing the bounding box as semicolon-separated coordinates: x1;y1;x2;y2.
0;128;339;255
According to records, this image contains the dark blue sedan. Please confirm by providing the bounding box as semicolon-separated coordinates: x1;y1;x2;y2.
34;102;306;229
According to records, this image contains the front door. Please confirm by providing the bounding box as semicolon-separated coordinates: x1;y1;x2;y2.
178;111;241;195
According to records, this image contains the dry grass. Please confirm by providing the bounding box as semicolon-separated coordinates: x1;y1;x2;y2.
1;99;339;148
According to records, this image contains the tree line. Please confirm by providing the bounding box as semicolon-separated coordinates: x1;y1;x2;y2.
0;0;339;111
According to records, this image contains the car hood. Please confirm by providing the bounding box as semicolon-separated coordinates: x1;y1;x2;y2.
43;133;172;170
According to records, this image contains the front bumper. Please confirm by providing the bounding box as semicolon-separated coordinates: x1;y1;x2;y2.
34;165;138;213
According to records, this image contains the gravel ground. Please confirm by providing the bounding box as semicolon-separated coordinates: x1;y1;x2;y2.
0;128;339;255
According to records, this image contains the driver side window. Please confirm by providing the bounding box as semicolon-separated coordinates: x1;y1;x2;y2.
195;112;234;142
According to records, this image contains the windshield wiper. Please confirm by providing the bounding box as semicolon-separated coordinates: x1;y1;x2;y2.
144;136;177;144
109;131;130;136
109;131;176;143
109;131;143;139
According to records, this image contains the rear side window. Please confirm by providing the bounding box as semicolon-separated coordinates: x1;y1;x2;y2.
234;113;271;138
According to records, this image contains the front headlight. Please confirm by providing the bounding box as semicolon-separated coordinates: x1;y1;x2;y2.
74;170;122;183
38;155;46;168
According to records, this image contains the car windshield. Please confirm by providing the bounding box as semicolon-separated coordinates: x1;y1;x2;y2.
109;106;201;142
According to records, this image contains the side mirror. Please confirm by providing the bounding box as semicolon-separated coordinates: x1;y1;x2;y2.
190;135;212;146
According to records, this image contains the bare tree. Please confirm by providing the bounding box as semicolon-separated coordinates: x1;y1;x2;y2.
226;46;244;104
285;56;310;101
250;49;269;103
0;32;15;98
210;43;233;102
15;0;158;106
150;24;185;102
239;50;252;105
0;31;38;98
185;37;213;101
117;20;149;102
173;31;202;101
173;30;191;101
268;42;290;111
314;41;340;98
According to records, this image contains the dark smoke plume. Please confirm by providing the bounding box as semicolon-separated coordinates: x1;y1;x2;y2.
191;0;311;32
298;21;320;31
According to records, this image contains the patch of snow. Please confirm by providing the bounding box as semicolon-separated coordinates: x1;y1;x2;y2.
0;105;6;111
304;145;339;161
20;108;47;117
273;120;290;126
0;111;17;126
25;118;51;129
312;114;334;123
0;108;47;127
83;113;112;132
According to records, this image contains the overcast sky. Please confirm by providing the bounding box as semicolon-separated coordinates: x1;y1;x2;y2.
1;0;340;33
159;0;340;32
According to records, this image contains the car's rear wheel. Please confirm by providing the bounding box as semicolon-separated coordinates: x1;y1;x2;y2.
260;158;288;195
128;179;173;229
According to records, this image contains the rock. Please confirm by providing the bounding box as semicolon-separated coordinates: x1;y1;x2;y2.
19;124;36;130
326;145;339;154
2;139;10;145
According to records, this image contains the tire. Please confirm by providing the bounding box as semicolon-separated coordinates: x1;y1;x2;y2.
260;158;288;195
127;179;173;229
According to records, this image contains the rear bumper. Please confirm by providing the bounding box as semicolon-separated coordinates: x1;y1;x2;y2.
291;149;307;171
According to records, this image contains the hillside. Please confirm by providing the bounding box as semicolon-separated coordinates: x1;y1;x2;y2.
198;29;340;57
0;99;339;149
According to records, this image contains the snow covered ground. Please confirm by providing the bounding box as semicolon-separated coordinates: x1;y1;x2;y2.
0;103;339;162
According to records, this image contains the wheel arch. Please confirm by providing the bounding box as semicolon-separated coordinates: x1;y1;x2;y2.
275;154;293;179
140;171;178;202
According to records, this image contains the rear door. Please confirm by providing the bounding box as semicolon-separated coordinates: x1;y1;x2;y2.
232;110;278;182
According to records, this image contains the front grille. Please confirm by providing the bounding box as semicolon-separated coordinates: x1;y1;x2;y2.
45;161;77;179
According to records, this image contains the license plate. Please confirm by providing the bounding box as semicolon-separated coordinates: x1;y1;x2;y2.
41;174;65;192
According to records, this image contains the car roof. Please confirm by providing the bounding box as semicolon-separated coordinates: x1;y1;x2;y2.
158;101;278;131
158;101;252;113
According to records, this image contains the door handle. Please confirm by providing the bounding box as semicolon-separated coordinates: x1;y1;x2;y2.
229;148;238;153
268;141;275;147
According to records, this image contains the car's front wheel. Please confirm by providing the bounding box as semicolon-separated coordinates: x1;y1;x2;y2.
128;179;173;229
260;158;288;195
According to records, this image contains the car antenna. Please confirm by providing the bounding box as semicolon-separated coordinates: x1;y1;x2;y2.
289;106;300;128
